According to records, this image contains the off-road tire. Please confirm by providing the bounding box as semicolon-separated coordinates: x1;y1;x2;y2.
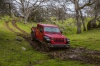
31;31;35;41
42;39;50;52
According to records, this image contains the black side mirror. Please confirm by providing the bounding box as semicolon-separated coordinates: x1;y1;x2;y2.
40;29;43;33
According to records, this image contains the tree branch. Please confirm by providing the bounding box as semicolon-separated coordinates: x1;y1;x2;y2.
79;0;95;9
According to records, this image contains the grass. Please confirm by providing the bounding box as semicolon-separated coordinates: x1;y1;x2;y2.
0;17;48;66
66;28;100;50
16;21;37;34
52;18;100;50
0;16;99;66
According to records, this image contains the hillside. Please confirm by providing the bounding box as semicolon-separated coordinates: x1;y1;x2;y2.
0;16;100;66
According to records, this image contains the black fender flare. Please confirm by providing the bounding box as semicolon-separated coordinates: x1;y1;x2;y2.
43;36;50;43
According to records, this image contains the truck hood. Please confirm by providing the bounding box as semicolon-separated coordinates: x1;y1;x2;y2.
45;33;66;38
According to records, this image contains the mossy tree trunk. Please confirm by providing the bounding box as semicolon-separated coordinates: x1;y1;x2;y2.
74;0;82;34
80;10;86;31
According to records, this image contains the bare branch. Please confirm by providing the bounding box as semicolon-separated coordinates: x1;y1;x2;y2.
79;0;95;9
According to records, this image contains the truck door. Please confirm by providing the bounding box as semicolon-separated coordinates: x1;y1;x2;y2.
38;26;44;41
35;27;40;39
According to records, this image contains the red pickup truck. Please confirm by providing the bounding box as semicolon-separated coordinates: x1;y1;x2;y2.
31;24;70;51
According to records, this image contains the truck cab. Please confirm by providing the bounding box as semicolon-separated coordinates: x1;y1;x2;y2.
31;23;70;48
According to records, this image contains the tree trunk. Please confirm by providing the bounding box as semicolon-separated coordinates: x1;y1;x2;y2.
98;22;100;27
87;21;92;30
24;16;28;24
92;15;97;28
97;18;100;27
80;10;86;31
74;0;81;34
87;9;98;30
91;8;98;28
76;13;81;34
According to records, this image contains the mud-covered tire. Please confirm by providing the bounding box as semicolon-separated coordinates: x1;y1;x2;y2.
65;45;70;49
42;39;50;52
31;31;35;41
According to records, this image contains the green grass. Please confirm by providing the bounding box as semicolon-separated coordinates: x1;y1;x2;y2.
16;22;37;34
9;22;21;33
0;16;99;66
51;18;100;50
67;28;100;50
0;17;48;66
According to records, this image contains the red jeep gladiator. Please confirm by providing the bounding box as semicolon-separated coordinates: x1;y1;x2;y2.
31;24;70;50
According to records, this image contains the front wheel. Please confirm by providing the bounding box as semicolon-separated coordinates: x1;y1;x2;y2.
31;31;35;41
42;39;51;52
65;45;70;49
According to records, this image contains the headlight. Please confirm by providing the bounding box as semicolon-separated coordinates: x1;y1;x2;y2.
46;38;50;41
44;36;50;41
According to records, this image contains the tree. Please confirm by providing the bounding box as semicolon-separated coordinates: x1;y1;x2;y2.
28;6;45;22
70;0;95;34
97;17;100;27
80;9;86;31
43;0;68;23
0;0;11;15
11;0;45;24
87;0;100;30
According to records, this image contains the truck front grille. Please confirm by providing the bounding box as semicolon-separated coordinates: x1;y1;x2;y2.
54;38;64;42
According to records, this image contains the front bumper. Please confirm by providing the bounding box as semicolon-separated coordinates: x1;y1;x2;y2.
48;43;70;48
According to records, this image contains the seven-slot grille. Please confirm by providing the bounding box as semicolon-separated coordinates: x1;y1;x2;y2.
54;38;64;42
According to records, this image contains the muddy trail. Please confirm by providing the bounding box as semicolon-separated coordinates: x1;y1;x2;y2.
5;21;16;33
12;20;28;35
5;20;100;65
5;21;44;51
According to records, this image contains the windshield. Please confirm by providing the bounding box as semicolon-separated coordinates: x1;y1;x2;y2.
44;27;60;33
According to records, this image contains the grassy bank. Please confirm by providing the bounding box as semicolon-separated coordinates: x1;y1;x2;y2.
0;16;99;66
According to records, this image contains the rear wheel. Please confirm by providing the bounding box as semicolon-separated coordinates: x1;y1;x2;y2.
31;31;35;41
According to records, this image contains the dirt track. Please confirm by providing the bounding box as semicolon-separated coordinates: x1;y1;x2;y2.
12;20;28;35
5;20;100;65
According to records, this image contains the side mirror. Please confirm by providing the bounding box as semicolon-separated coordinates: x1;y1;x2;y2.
40;29;43;33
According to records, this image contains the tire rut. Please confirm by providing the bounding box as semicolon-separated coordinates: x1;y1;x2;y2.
12;20;28;35
5;20;41;51
5;21;21;35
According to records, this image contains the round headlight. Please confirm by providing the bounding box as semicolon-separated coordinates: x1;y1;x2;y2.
44;36;50;41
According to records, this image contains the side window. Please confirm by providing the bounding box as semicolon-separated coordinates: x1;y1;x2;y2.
40;27;43;32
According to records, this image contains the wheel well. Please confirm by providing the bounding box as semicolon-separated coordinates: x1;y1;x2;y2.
43;37;50;43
